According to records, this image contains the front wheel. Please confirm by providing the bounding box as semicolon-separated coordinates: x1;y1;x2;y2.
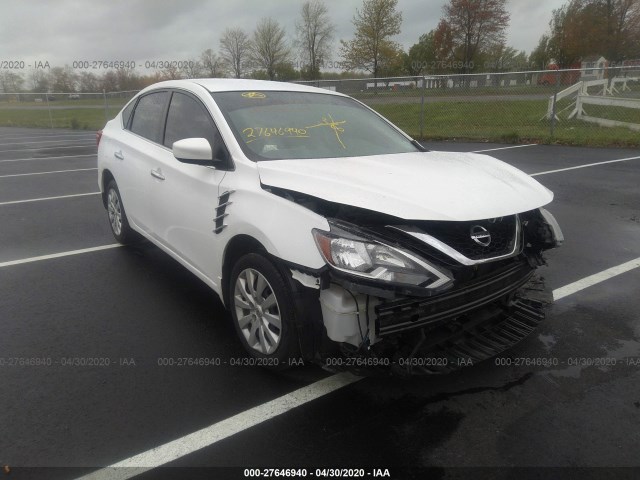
229;253;300;368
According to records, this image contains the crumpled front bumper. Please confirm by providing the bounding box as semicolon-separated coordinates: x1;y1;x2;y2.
323;263;553;376
376;261;538;337
385;274;552;375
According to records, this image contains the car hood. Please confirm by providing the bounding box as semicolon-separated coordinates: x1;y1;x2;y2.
257;151;553;221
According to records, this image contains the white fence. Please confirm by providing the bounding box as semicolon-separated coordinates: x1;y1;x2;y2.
545;76;640;132
545;79;608;120
574;95;640;131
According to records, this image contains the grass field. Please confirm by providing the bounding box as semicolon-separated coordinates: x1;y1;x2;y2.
0;97;638;147
580;104;640;124
371;99;640;147
0;106;121;130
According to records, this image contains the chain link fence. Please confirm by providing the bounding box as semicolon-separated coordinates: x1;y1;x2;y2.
0;90;138;130
1;67;638;146
297;66;640;146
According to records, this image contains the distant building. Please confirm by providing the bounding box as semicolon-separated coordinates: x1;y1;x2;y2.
581;56;608;80
536;62;581;86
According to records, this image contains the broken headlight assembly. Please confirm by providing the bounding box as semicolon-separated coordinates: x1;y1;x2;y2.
313;226;452;290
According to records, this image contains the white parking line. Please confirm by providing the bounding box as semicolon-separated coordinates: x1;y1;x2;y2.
0;154;96;163
0;138;97;147
0;192;100;206
553;256;640;301
531;155;640;176
72;256;640;479
0;168;97;178
0;134;95;142
0;144;95;153
75;373;361;480
472;144;538;153
0;244;121;269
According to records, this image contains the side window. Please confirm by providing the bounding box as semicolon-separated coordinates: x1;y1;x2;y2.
164;92;228;162
121;100;136;129
130;91;169;143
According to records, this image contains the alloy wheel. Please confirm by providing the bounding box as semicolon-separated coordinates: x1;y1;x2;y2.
107;189;122;236
233;268;282;354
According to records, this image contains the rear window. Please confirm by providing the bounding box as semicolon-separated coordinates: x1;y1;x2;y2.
129;91;169;143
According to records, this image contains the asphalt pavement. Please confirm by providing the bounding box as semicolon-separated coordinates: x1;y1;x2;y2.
0;127;639;479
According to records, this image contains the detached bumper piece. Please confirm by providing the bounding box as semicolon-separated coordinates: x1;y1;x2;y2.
387;274;552;375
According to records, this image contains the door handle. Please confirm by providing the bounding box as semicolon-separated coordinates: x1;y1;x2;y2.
150;168;165;181
114;151;124;160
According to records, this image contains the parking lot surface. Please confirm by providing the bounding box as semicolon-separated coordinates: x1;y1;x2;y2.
1;128;639;479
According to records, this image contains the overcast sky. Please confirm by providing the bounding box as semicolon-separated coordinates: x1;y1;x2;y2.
0;0;566;72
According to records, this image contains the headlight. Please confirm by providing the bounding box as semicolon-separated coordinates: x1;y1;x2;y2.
539;208;564;247
313;229;452;289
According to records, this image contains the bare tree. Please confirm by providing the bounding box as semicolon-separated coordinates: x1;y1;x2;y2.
49;66;77;92
28;69;49;92
340;0;402;78
250;18;291;80
200;48;225;77
181;58;204;78
296;0;335;79
0;71;25;93
220;27;251;78
115;68;143;91
100;71;119;92
441;0;510;74
78;72;100;92
159;64;183;80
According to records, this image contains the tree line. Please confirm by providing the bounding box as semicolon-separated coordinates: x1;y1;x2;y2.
530;0;640;68
1;0;639;94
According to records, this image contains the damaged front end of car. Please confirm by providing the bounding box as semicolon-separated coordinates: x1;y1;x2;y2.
274;187;563;376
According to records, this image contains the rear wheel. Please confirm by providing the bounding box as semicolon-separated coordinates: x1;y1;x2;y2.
229;253;299;368
106;180;136;244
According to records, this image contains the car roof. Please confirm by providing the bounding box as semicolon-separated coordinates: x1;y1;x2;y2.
142;78;346;96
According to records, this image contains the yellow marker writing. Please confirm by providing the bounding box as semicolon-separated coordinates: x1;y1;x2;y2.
305;113;347;149
241;92;266;99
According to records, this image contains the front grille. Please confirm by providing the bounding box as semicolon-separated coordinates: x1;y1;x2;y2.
376;261;533;336
413;215;518;261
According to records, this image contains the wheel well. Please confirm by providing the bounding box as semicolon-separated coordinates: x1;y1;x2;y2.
101;169;115;209
221;235;267;306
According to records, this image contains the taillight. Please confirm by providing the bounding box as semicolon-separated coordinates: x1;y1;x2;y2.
96;130;103;147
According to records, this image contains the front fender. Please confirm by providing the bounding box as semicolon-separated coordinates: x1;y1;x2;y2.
216;188;330;273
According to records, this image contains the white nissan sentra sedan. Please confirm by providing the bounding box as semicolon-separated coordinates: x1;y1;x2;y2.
97;79;563;375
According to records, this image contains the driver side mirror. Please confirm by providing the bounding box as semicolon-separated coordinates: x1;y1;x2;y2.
173;138;216;166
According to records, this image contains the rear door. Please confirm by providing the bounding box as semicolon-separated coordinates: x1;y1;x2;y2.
114;90;170;233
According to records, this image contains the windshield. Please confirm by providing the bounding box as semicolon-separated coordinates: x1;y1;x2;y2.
211;91;420;161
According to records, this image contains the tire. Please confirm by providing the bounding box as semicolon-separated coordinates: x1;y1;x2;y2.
105;179;137;244
229;253;300;368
